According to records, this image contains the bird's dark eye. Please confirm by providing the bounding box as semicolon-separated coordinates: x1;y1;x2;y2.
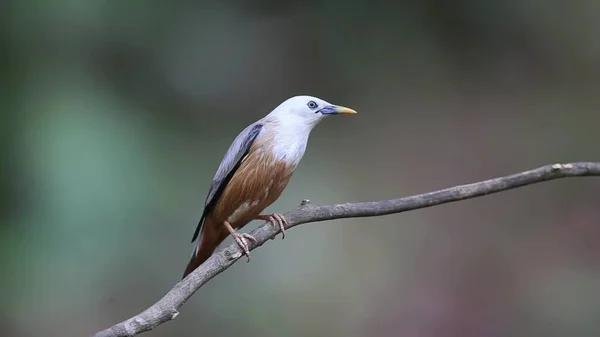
307;100;318;110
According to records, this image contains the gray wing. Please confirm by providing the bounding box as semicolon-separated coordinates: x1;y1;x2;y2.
191;122;264;242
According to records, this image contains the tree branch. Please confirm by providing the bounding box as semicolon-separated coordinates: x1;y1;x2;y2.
93;162;600;337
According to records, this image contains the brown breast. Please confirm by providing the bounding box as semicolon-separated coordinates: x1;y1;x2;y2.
209;143;295;228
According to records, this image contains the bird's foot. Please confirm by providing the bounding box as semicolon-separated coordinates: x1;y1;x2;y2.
256;213;288;240
230;232;257;262
223;220;256;262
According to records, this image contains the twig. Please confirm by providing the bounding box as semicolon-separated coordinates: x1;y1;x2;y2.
92;162;600;337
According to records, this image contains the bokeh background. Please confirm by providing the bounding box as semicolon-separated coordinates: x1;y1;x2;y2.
2;1;600;336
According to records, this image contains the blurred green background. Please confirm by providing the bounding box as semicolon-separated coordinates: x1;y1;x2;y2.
2;1;600;336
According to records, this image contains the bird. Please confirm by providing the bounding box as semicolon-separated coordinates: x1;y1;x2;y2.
182;95;357;278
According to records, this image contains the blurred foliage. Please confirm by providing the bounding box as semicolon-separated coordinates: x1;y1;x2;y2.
1;1;600;336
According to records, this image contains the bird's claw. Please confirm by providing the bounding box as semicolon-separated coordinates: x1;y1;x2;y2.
258;213;288;240
231;232;257;262
272;213;288;239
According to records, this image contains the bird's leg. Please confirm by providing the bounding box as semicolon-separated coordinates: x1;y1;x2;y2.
255;213;288;240
223;220;257;262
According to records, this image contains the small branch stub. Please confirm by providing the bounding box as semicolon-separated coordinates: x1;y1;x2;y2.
552;163;574;170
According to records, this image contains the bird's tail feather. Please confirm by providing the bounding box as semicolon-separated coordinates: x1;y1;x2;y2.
182;219;224;279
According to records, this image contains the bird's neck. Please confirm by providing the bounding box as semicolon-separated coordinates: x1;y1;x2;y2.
262;117;315;166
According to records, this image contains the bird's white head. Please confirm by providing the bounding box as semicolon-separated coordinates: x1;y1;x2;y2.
265;95;357;128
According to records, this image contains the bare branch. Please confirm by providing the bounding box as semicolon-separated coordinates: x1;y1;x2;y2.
92;162;600;337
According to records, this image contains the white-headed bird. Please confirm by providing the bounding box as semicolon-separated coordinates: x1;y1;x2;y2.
182;95;357;278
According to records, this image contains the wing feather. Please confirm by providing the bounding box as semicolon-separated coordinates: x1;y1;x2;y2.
191;122;264;242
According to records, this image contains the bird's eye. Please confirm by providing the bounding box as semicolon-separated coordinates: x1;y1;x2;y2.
307;100;318;110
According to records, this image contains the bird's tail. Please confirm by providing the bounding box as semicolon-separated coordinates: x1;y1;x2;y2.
182;219;224;279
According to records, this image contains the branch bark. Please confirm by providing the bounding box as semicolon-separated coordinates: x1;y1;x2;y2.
93;162;600;337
